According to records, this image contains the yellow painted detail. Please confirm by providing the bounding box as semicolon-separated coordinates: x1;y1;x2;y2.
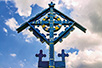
50;13;53;14
49;66;55;68
45;28;48;31
36;21;37;24
50;43;53;44
43;18;46;21
55;16;57;18
50;27;53;28
42;25;45;28
40;21;42;24
57;18;61;21
55;26;59;30
50;58;54;60
58;24;61;27
50;16;53;18
45;16;48;18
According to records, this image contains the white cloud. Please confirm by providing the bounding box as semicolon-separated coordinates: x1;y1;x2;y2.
22;29;34;43
45;44;49;49
22;29;34;38
66;45;102;68
5;18;35;43
33;63;38;67
5;18;19;31
5;0;61;17
25;39;30;43
55;0;102;68
3;28;8;33
4;0;102;68
24;59;26;61
60;0;102;34
13;0;34;17
20;63;24;68
10;34;16;37
55;30;102;51
20;27;35;43
19;60;25;68
67;0;102;34
10;53;16;57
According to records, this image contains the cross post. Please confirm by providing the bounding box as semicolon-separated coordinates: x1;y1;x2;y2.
49;2;55;68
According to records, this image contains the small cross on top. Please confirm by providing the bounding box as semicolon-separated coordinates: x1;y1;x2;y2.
35;50;46;61
58;49;69;61
48;2;55;7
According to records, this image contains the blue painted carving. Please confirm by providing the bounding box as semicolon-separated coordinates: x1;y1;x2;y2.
58;49;69;61
36;50;46;61
16;2;86;68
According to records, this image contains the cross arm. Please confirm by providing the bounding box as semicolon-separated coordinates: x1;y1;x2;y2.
28;23;49;44
74;22;86;33
54;23;75;45
16;8;50;33
31;21;49;25
58;54;62;57
28;8;50;22
31;21;72;26
53;8;86;33
16;22;29;33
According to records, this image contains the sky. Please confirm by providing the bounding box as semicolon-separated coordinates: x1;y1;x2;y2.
0;0;102;68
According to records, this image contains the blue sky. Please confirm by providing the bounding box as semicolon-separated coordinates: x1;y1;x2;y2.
0;1;48;68
0;0;102;68
0;1;78;68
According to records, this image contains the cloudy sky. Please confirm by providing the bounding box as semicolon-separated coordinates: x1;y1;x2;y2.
0;0;102;68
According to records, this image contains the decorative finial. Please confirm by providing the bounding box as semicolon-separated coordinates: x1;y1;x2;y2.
48;2;55;7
